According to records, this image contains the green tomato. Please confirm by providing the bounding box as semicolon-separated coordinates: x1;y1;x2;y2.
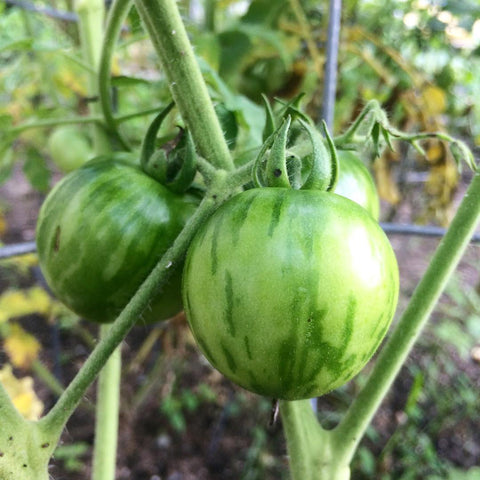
334;150;380;220
36;157;198;323
47;126;93;173
182;188;398;400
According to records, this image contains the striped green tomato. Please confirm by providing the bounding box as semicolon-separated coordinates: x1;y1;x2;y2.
182;188;399;400
334;150;380;220
36;157;198;323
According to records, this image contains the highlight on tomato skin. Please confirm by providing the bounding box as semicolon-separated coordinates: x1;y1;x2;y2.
182;187;399;400
35;157;199;324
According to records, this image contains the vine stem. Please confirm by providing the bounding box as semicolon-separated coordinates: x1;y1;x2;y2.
98;0;133;150
8;106;167;135
92;325;122;480
332;170;480;463
75;0;111;154
133;0;234;171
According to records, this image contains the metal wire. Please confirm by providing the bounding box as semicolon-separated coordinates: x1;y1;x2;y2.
321;0;343;129
4;0;78;22
0;241;36;259
1;224;478;261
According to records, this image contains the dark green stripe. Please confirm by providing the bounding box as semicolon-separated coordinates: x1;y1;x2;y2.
231;192;256;246
342;295;356;348
244;335;252;360
209;212;225;275
221;343;237;373
267;190;286;237
224;270;236;337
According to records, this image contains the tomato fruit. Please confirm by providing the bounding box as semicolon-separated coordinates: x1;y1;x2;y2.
334;150;380;220
182;188;398;400
36;157;198;323
47;126;93;173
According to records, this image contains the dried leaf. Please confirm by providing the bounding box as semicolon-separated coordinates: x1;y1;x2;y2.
0;364;44;420
421;85;447;116
0;286;52;323
4;323;41;369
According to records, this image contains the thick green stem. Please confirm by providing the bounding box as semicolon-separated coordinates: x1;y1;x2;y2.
280;401;349;480
133;0;233;170
75;0;111;154
37;194;219;437
333;170;480;462
98;0;133;150
92;325;121;480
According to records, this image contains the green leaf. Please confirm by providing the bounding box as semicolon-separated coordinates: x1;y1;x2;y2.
450;140;476;171
0;145;14;185
0;38;33;54
22;149;51;193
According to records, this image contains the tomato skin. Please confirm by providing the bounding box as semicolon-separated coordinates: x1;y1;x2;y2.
182;188;398;400
334;150;380;220
47;126;93;172
36;157;198;323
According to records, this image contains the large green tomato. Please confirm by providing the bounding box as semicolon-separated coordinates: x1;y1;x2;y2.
36;157;198;323
334;150;380;220
47;126;93;173
182;188;398;400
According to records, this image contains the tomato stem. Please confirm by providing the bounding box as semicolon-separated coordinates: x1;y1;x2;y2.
92;325;122;480
97;0;133;151
134;0;234;171
333;169;480;463
280;400;350;480
75;0;112;155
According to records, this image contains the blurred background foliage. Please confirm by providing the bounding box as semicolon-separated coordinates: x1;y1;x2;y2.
0;1;480;479
1;0;480;220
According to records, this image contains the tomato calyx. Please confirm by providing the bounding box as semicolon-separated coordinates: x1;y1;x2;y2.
253;109;339;192
140;102;198;193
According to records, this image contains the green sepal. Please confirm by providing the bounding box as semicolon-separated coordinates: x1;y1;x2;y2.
450;140;477;172
149;128;198;193
140;102;174;172
140;102;197;193
265;116;292;188
275;93;309;121
321;121;339;192
262;94;276;142
299;119;332;192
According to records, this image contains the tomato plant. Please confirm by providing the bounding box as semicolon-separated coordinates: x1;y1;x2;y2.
182;187;399;400
334;150;380;220
36;157;198;323
47;126;93;173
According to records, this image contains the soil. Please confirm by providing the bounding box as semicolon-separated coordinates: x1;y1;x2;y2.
0;163;479;479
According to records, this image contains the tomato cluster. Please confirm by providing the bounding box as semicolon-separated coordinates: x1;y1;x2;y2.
36;140;398;399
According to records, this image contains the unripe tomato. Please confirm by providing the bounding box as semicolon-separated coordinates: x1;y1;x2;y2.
183;188;398;400
47;126;93;172
334;150;380;220
36;157;198;323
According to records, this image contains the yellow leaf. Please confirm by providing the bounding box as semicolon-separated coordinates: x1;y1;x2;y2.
0;212;7;238
0;364;44;420
0;286;52;323
421;85;447;116
4;323;41;369
374;154;401;205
